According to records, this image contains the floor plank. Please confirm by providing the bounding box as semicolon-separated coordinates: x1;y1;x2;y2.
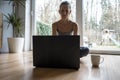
0;51;120;80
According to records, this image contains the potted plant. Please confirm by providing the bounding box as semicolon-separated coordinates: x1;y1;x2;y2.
4;0;26;53
4;13;24;53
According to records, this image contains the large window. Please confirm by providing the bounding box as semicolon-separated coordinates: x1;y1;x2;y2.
83;0;120;51
35;0;76;35
32;0;120;54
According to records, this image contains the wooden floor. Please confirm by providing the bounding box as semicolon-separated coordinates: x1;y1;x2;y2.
0;51;120;80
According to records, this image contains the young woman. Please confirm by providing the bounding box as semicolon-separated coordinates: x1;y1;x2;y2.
52;1;89;58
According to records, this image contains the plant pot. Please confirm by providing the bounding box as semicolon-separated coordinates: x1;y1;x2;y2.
8;37;24;53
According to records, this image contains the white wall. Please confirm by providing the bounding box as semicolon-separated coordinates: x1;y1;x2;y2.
24;0;32;51
76;0;83;46
0;1;13;52
0;1;26;53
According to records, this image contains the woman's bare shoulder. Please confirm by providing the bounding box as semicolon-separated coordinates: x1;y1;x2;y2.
52;21;60;26
69;20;78;26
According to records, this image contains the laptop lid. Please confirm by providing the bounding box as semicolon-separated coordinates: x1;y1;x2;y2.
33;36;80;69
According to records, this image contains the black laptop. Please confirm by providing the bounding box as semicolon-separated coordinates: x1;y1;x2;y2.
33;36;80;69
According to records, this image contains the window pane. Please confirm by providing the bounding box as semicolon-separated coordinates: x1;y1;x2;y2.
35;0;76;35
83;0;120;51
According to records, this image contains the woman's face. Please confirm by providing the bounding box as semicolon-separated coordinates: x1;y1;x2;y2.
59;4;71;20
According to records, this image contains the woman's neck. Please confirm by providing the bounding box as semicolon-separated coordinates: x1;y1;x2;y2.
60;18;70;23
